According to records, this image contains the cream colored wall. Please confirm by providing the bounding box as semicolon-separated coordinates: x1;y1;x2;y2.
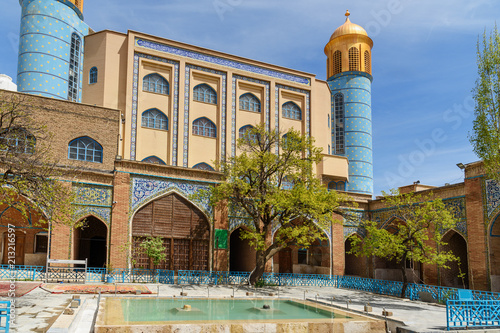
311;79;334;156
87;30;352;182
278;90;306;134
188;71;221;169
135;59;174;163
82;33;106;106
83;31;128;110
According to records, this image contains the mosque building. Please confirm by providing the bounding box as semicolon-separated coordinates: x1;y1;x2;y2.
2;0;500;292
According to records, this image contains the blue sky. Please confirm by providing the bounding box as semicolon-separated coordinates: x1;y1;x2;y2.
1;0;498;195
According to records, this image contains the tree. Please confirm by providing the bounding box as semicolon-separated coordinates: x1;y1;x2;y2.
349;189;459;298
470;25;500;181
195;124;349;285
0;91;78;228
139;236;167;269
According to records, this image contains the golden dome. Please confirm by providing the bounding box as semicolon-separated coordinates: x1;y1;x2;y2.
329;10;368;41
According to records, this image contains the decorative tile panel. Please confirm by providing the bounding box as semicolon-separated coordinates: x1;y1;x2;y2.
136;38;310;86
232;75;270;157
73;184;112;206
131;53;179;162
72;183;112;225
183;65;227;167
130;176;213;218
73;207;111;225
485;179;500;220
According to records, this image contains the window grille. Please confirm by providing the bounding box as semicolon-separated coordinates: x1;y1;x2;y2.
239;93;261;112
143;74;169;95
348;47;359;71
193;84;217;104
68;33;81;102
142;108;168;130
68;136;103;163
192;117;216;138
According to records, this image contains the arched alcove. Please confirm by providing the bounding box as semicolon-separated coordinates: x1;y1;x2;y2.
272;222;330;275
131;192;210;271
344;234;366;277
74;216;108;268
441;230;469;289
229;227;255;272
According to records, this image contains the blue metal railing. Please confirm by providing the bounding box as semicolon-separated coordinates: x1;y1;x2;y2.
447;300;500;329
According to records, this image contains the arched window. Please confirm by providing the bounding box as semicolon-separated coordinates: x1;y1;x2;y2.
89;67;98;84
68;33;82;102
282;101;302;120
239;125;258;143
193;84;217;104
348;47;359;71
364;51;371;74
239;93;261;112
333;50;342;75
141;108;168;130
333;93;345;155
68;136;103;163
142;156;166;165
328;181;346;191
143;74;169;95
192;117;216;138
193;162;215;171
0;128;36;154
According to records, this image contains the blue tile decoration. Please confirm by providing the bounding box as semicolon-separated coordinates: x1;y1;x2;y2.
130;53;179;161
135;38;310;86
18;0;89;101
73;207;111;225
183;65;227;167
328;72;373;195
232;75;270;157
130;176;213;219
73;183;112;206
485;179;500;220
72;183;113;225
343;209;367;240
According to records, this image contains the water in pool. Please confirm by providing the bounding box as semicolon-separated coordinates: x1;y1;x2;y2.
118;298;349;322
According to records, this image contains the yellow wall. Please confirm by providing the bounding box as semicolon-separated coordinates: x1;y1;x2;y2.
82;30;348;182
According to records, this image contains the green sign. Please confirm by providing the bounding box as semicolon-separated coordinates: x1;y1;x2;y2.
214;229;228;249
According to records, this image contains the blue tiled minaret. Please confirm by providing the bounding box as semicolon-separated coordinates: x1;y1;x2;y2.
325;10;373;195
17;0;89;102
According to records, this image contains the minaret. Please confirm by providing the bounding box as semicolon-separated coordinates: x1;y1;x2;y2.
17;0;89;102
325;10;373;195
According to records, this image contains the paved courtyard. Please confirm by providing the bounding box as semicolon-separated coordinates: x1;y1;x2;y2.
7;282;500;332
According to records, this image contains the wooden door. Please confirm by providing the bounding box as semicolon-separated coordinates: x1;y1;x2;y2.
279;248;292;273
2;232;25;265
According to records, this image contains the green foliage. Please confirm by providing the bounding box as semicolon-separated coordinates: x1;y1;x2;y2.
0;91;80;228
193;124;349;283
139;236;166;267
470;25;500;180
349;189;459;297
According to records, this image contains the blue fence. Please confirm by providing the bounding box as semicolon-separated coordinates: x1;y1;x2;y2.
5;265;500;330
447;300;500;329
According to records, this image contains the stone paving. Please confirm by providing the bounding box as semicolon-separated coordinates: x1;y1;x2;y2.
6;282;500;332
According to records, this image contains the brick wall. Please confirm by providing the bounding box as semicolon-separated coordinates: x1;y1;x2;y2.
465;176;489;290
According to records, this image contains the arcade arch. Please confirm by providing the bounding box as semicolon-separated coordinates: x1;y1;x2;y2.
131;192;210;271
74;216;108;268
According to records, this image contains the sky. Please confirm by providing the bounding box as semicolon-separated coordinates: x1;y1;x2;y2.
1;0;498;196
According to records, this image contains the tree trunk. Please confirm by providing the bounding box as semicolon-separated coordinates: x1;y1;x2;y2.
400;261;408;298
249;250;267;285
